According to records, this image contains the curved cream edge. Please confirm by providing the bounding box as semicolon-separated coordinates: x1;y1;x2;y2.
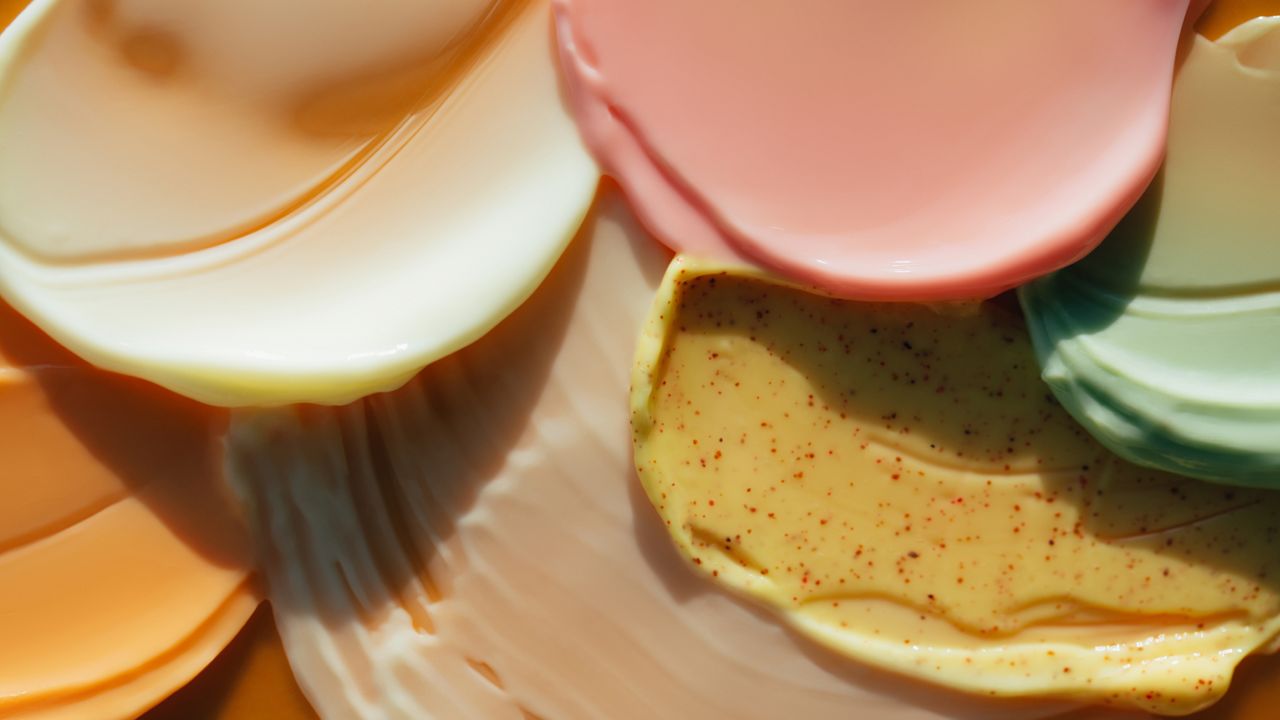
631;256;1280;716
141;606;319;720
0;446;258;720
1019;16;1280;486
1196;0;1280;40
8;586;260;720
0;299;259;720
552;0;1189;301
0;495;257;720
227;188;1078;720
0;0;598;407
1217;11;1280;65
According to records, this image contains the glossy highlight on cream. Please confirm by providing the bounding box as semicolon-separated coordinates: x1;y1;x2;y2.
0;0;597;406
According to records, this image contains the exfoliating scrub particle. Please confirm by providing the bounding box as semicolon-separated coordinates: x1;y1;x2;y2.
633;259;1280;715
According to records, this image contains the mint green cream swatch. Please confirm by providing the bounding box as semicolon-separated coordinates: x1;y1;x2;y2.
1021;18;1280;487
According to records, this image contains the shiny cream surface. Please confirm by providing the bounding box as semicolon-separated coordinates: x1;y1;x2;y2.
554;0;1194;300
228;189;1089;720
630;260;1280;715
0;302;256;720
143;606;317;720
1020;17;1280;486
0;0;597;406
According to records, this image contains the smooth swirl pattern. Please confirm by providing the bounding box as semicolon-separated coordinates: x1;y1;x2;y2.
226;189;1083;720
0;0;596;406
1020;17;1280;486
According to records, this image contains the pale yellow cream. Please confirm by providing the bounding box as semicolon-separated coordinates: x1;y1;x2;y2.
0;0;597;406
632;259;1280;716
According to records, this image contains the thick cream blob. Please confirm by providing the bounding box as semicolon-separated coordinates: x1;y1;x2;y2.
554;0;1197;300
1020;16;1280;486
632;260;1280;716
0;302;257;720
227;188;1094;720
0;0;597;406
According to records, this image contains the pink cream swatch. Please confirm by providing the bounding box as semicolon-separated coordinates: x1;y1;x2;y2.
554;0;1196;300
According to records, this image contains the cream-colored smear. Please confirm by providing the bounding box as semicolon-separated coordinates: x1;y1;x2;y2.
631;261;1280;716
1198;0;1280;39
0;0;494;261
0;0;597;406
228;188;1087;720
0;301;257;720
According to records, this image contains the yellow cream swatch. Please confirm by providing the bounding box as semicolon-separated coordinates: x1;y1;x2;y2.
632;259;1280;716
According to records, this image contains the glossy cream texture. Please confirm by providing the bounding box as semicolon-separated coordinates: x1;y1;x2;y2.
554;0;1194;300
1020;17;1280;486
631;261;1280;716
0;0;597;406
143;607;317;720
0;302;257;720
228;190;1093;720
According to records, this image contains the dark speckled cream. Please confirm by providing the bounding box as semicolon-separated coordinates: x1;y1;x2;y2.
632;258;1280;716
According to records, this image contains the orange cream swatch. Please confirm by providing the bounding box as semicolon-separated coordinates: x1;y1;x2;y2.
143;605;316;720
0;302;257;720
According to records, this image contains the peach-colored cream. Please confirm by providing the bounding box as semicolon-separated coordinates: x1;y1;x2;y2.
0;302;257;720
554;0;1196;300
229;187;1097;720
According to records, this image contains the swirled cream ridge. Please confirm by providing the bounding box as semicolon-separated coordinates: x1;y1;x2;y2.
0;0;597;406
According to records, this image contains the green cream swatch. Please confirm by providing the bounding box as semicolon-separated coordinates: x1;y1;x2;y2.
1021;18;1280;487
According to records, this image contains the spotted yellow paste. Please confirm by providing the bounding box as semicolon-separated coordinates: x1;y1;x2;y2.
631;258;1280;716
